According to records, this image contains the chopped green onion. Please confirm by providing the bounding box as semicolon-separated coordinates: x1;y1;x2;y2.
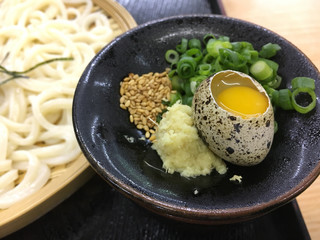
271;90;280;106
240;41;254;50
188;38;201;49
170;62;177;70
291;87;317;114
184;48;203;63
176;38;188;53
163;34;317;125
259;43;281;58
177;56;197;79
291;77;315;90
203;33;216;44
198;63;212;76
263;85;277;100
183;80;193;96
278;89;294;110
169;91;182;106
190;75;207;94
156;109;168;123
161;99;170;106
219;48;246;70
202;48;208;56
241;49;259;64
168;69;176;78
206;39;232;57
190;81;197;95
202;53;215;64
238;65;249;75
261;58;279;72
231;42;243;52
170;75;184;92
250;60;273;81
165;49;179;64
267;75;282;89
218;36;230;42
213;57;223;72
182;95;193;106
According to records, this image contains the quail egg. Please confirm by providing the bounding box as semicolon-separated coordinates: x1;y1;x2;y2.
192;70;274;166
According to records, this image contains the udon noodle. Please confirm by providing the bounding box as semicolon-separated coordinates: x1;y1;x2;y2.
0;0;118;209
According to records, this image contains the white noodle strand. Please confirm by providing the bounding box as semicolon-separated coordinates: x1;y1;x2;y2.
0;0;116;209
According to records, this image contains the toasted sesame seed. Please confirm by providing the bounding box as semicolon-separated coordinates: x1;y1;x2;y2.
145;131;150;138
124;100;130;107
119;70;171;138
149;134;156;142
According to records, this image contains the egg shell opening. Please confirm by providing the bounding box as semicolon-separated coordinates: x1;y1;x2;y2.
192;70;275;166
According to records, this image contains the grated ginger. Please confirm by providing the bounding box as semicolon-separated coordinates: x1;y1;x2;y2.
152;103;227;178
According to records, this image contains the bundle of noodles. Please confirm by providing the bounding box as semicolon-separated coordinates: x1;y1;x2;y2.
0;0;118;209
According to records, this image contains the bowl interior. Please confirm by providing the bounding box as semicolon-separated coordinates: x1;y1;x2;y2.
73;15;320;222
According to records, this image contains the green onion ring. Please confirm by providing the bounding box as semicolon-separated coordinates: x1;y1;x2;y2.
250;60;273;81
177;56;197;79
267;75;282;89
203;33;216;44
185;48;203;62
291;87;317;114
291;77;315;90
176;38;188;53
165;49;179;64
198;63;212;76
202;53;215;64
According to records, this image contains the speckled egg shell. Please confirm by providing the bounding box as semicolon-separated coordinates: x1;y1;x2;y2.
192;70;274;166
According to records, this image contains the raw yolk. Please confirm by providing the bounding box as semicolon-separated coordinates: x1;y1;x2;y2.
216;86;268;119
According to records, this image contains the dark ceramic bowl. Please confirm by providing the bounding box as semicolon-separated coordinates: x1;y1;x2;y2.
72;15;320;224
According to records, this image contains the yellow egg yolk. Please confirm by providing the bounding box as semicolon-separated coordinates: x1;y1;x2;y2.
216;86;268;119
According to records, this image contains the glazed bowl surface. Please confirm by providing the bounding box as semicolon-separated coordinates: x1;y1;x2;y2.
73;15;320;224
